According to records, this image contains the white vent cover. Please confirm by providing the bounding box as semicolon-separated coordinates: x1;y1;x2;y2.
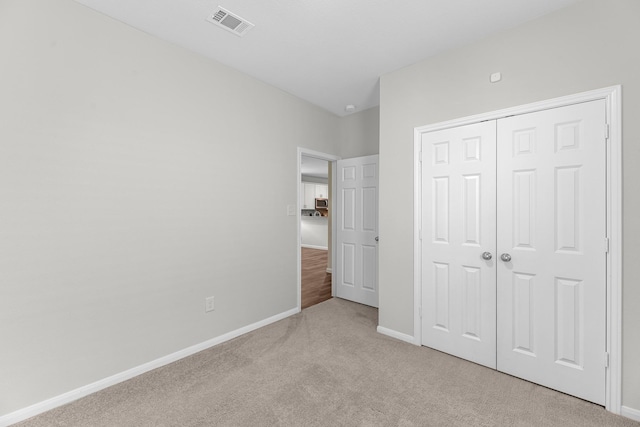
207;6;254;37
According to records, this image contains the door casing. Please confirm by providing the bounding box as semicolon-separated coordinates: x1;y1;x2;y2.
413;86;622;414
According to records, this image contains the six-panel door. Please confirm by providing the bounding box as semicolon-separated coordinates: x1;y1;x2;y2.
421;121;497;369
496;100;606;405
336;155;379;307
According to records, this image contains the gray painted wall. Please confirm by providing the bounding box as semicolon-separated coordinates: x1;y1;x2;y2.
338;106;380;159
0;0;343;416
378;0;640;412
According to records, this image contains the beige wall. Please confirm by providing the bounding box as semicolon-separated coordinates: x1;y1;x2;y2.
0;0;342;416
378;0;640;412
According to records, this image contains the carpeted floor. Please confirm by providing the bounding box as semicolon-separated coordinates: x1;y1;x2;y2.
16;298;639;426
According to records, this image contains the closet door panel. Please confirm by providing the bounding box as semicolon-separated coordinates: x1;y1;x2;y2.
496;100;607;405
421;121;497;369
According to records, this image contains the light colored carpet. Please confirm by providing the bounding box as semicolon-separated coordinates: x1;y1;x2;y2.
17;298;638;426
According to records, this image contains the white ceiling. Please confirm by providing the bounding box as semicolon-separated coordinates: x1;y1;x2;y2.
74;0;582;116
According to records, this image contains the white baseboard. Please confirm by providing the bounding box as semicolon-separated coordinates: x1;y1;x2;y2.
301;244;328;250
0;307;300;427
377;326;418;346
325;268;332;274
621;406;640;422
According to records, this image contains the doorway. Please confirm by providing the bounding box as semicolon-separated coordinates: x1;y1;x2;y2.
297;149;340;310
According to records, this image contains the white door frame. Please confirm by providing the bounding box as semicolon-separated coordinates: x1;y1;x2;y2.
413;86;622;414
297;148;341;311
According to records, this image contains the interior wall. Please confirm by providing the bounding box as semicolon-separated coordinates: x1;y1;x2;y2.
338;106;380;159
378;0;640;412
0;0;340;416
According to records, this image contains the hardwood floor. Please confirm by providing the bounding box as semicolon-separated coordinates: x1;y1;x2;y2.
301;247;332;309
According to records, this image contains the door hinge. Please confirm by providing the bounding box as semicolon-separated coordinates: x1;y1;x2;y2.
605;124;610;140
605;352;610;368
605;237;610;253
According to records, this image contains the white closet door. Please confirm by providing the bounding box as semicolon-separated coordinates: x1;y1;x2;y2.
336;155;379;307
421;121;497;369
496;100;607;405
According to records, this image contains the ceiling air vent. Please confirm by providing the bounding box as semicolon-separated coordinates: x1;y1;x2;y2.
207;6;254;37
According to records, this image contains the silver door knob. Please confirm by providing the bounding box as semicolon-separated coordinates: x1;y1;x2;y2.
500;253;512;262
481;252;492;260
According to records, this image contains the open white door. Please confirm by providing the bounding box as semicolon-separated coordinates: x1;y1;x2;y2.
420;121;497;369
336;155;379;307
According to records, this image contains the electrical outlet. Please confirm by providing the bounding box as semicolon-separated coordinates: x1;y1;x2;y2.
205;296;215;313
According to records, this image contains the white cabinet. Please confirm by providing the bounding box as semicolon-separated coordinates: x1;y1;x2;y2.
315;184;328;199
301;182;328;208
302;183;316;209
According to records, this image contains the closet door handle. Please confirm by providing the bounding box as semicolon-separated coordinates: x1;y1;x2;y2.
481;252;492;260
500;253;512;262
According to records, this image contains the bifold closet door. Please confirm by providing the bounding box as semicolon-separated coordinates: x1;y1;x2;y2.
496;100;607;405
421;121;497;369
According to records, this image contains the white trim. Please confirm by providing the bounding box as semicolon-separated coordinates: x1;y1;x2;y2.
326;267;332;274
621;406;640;422
301;244;328;250
0;307;299;427
377;326;419;346
413;129;423;347
413;85;622;415
604;87;623;415
414;86;622;134
297;148;340;311
330;160;338;297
